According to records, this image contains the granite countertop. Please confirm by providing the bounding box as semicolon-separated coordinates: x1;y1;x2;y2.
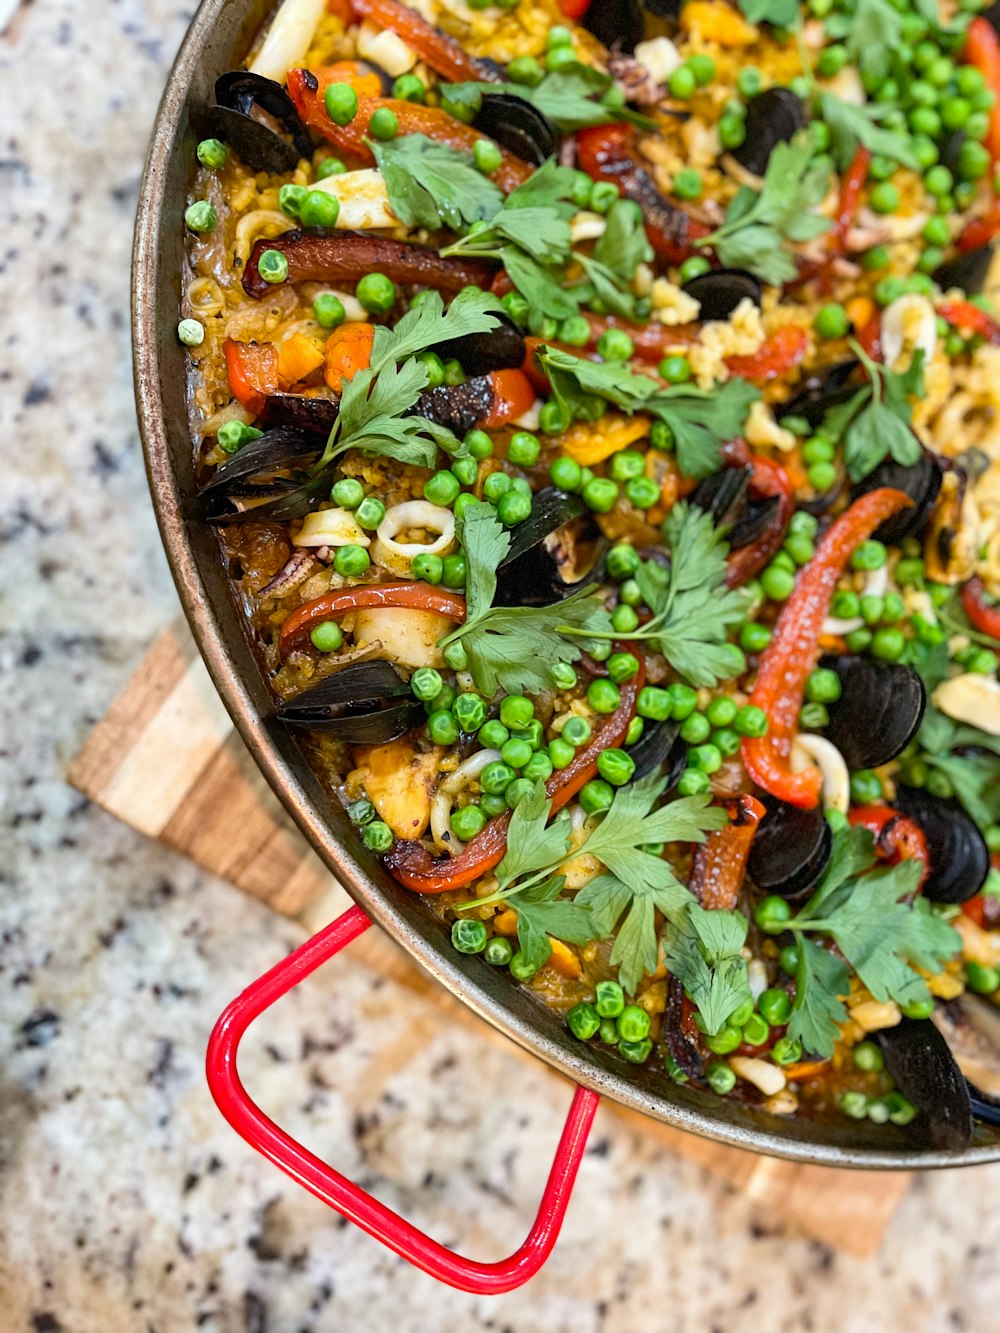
2;1;1000;1329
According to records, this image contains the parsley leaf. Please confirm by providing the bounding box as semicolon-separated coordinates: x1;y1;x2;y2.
536;347;759;479
822;341;924;481
315;291;502;472
612;502;749;686
825;0;901;81
704;138;832;285
819;92;921;172
494;779;573;891
787;935;851;1057
370;133;503;231
570;198;654;320
441;497;611;696
664;904;752;1036
738;0;801;24
505;876;596;975
447;66;653;135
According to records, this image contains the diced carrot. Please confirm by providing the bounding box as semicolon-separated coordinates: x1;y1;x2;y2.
276;332;325;386
324;322;375;392
681;1;757;47
224;338;279;416
317;58;384;99
846;295;875;333
561;414;650;466
545;937;582;979
493;909;519;937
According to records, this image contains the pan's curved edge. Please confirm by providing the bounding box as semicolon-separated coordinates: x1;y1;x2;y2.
130;0;1000;1173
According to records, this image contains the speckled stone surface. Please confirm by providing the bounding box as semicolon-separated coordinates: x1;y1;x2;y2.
2;2;1000;1330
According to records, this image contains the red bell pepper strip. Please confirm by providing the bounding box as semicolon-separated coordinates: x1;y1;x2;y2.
855;311;883;362
279;582;467;658
287;69;532;193
480;369;536;430
689;794;765;910
962;575;1000;641
724;454;795;588
741;488;913;809
224;339;279;416
957;199;1000;252
242;230;496;301
385;650;645;892
351;0;500;84
575;124;709;264
937;299;1000;345
965;18;1000;162
723;325;809;382
557;0;592;16
847;805;930;891
835;147;872;247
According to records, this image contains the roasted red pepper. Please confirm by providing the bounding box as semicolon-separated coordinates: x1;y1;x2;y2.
937;299;1000;345
385;650;645;892
835;147;872;246
480;368;536;429
722;452;795;589
847;805;930;891
965;18;1000;161
962;575;1000;641
242;231;496;301
741;488;913;808
575;124;709;263
724;325;809;382
957;200;1000;252
279;582;468;658
224;339;279;416
557;0;592;16
855;311;883;362
287;69;532;193
689;794;765;910
352;0;499;84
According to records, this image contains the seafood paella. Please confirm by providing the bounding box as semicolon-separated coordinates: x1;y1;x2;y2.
177;0;1000;1147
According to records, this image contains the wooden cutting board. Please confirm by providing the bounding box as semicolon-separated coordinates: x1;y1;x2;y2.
67;621;912;1259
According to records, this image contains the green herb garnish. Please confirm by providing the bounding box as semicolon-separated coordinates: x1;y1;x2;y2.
819;92;921;173
821;339;924;482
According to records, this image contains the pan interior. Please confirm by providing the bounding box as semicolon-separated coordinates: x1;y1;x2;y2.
131;0;1000;1170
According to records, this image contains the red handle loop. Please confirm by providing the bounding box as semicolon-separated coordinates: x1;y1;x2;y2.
206;904;600;1294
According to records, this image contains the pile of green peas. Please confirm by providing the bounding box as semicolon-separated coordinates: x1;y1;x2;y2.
840;1088;917;1125
567;981;655;1062
694;988;804;1082
449;918;532;977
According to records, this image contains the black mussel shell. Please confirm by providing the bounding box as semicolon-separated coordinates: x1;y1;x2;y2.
933;244;994;297
691;466;781;550
932;997;1000;1128
748;797;832;901
209;72;313;173
729;88;807;177
876;1018;973;1151
850;452;943;544
819;655;926;771
415;376;496;436
682;269;762;322
495;488;607;606
583;0;646;53
627;719;687;785
472;94;557;166
781;359;861;429
277;661;423;743
261;393;341;434
941;130;966;177
892;786;990;904
433;313;526;377
200;427;326;523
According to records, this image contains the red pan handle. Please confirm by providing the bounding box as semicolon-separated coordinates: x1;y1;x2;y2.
206;903;600;1294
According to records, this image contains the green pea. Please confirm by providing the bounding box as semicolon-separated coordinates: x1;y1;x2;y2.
783;533;815;565
608;652;640;684
484;936;514;966
550;662;577;690
508;54;544;86
567;1002;601;1040
324;82;358;125
705;697;737;728
799;702;828;730
617;1005;651;1042
688;743;722;774
509;949;539;980
678;255;711;283
391;72;425;103
666;683;698;720
299;189;340;229
871;626;906;661
355;497;385;530
925;164;954;199
771;1036;803;1066
719;114;746;150
668;64;697;99
611;603;639;633
734;705;768;737
316;156;347;178
713;727;742;758
442;553;467;588
348;799;376;828
411;667;443;702
585;679;619;716
597;328;634;362
495;490;530;526
547;737;575;770
583;477;618;513
197;137;228;169
761;564;796;602
688;53;716;86
184;200;217;233
679;712;711;745
868;182;900;215
453;692;487;733
589;181;619;213
852;1040;885;1072
451;802;487;841
850;769;883;805
332;477;364;509
753;895;792;932
357;272;397;314
579;779;614;814
707;1063;737;1094
758;988;792;1026
737;65;762;96
818;43;847;76
805;667;842;704
596;748;636;787
333;543;369;577
958;139;992;182
314;292;346;329
362;820;393;852
310;620;343;652
177;319;204;347
279;183;308;218
673;168;702;200
742;1013;770;1047
499;736;532;771
705;1025;742;1055
368;106;399;140
677;768;711;796
506;431;539;468
814;302;850;338
464;429;493;461
635;686;671;722
427;709;459;746
619;1036;653;1064
862;244;891;272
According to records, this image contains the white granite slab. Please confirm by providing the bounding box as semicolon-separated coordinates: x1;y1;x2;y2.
1;1;1000;1330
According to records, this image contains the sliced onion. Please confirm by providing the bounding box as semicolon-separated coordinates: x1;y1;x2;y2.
430;749;502;854
790;734;850;814
371;500;456;577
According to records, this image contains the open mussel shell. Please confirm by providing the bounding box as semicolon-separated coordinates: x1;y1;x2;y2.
682;269;762;322
200;427;325;523
627;719;687;785
892;785;990;904
433;313;526;377
691;465;781;550
277;660;424;743
876;1017;973;1151
472;94;557;166
729;88;806;177
748;797;832;901
208;72;312;173
851;452;943;544
582;0;646;52
781;359;861;429
933;244;994;297
819;655;926;771
495;487;607;607
932;996;1000;1128
200;427;321;495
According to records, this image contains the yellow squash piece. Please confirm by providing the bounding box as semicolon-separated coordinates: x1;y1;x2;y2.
681;1;757;46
